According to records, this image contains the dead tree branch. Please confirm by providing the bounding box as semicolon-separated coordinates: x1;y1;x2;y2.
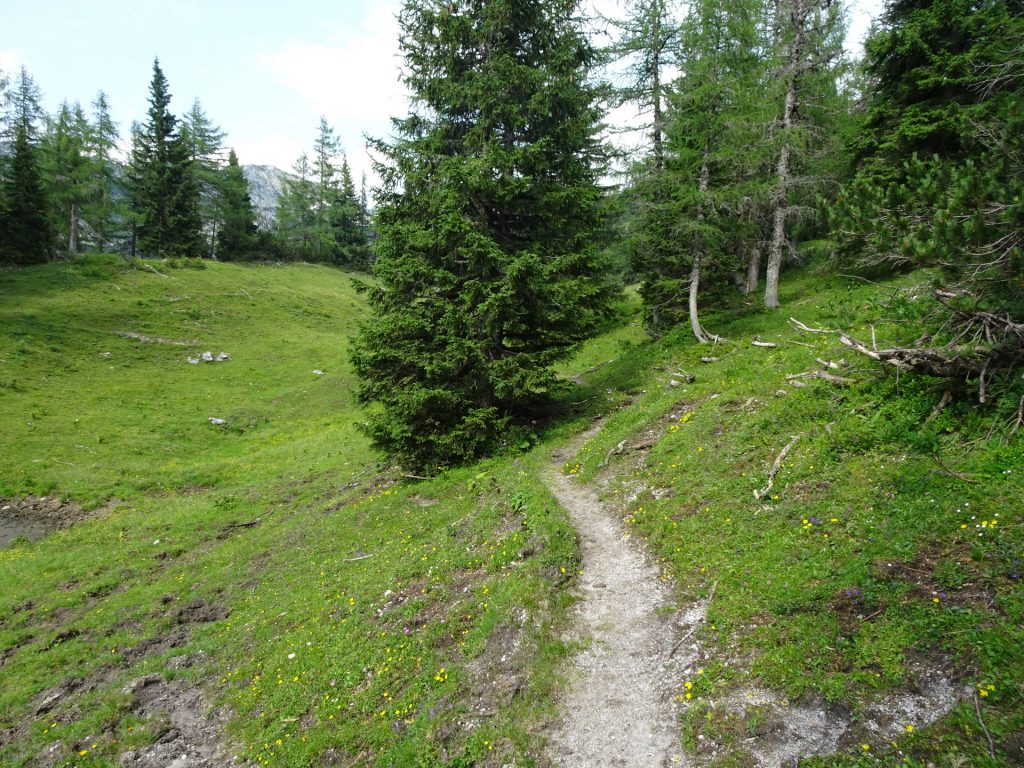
754;435;801;500
789;317;834;333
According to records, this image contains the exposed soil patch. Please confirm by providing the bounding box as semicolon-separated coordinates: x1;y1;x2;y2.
117;673;242;768
686;669;966;767
0;496;120;547
466;615;530;717
174;599;230;625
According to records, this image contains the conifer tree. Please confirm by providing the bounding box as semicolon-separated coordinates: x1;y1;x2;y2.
330;155;371;267
1;122;51;264
181;98;226;256
628;0;771;336
359;172;374;248
311;117;341;262
603;0;682;335
83;91;123;253
763;0;845;309
42;101;91;254
667;0;769;339
276;152;316;259
129;59;201;258
352;0;614;470
217;149;257;260
0;67;51;265
603;0;681;171
832;0;1024;379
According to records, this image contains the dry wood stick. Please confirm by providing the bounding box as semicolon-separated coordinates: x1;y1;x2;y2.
789;317;834;333
927;390;954;423
754;435;801;500
670;582;717;658
975;693;996;758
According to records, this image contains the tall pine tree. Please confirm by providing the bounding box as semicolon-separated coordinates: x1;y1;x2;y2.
129;59;201;258
181;98;226;256
0;67;51;265
330;155;371;268
763;0;845;308
275;152;316;259
42;101;91;254
217;149;258;260
352;0;614;470
83;91;123;253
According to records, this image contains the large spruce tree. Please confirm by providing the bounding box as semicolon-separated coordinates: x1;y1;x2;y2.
130;59;201;258
181;98;226;257
0;67;51;265
352;0;614;470
41;101;91;254
83;91;124;253
216;149;258;260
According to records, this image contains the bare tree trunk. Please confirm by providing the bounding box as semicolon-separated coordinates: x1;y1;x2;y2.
689;254;711;342
744;245;761;295
69;204;79;255
689;153;719;343
765;7;801;311
764;141;790;309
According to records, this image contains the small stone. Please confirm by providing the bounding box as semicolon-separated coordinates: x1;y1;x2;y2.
201;351;214;362
208;417;226;426
122;673;163;695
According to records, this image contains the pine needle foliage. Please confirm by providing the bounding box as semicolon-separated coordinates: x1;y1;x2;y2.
352;0;615;471
129;59;201;258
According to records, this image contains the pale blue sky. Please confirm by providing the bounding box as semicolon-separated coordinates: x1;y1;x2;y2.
3;0;405;182
3;0;883;183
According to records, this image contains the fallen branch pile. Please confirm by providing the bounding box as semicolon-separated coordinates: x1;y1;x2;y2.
791;293;1024;404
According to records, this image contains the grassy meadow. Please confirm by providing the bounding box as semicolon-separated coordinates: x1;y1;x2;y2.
0;256;586;767
1;255;1022;767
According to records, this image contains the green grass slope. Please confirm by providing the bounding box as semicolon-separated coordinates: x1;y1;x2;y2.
567;270;1024;767
0;257;582;767
1;258;1021;767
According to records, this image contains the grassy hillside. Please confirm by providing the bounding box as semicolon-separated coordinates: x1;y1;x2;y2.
0;257;583;767
1;257;1021;767
567;271;1024;767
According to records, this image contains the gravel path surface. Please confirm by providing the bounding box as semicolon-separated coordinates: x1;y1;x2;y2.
544;437;694;768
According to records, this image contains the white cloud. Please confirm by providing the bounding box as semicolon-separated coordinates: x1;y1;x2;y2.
260;3;407;182
230;131;306;174
0;49;25;76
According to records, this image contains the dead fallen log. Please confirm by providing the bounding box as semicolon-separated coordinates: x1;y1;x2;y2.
345;553;375;563
839;334;985;377
752;339;777;348
220;518;261;534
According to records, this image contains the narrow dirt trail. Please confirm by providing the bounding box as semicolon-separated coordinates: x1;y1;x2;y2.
543;432;696;768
